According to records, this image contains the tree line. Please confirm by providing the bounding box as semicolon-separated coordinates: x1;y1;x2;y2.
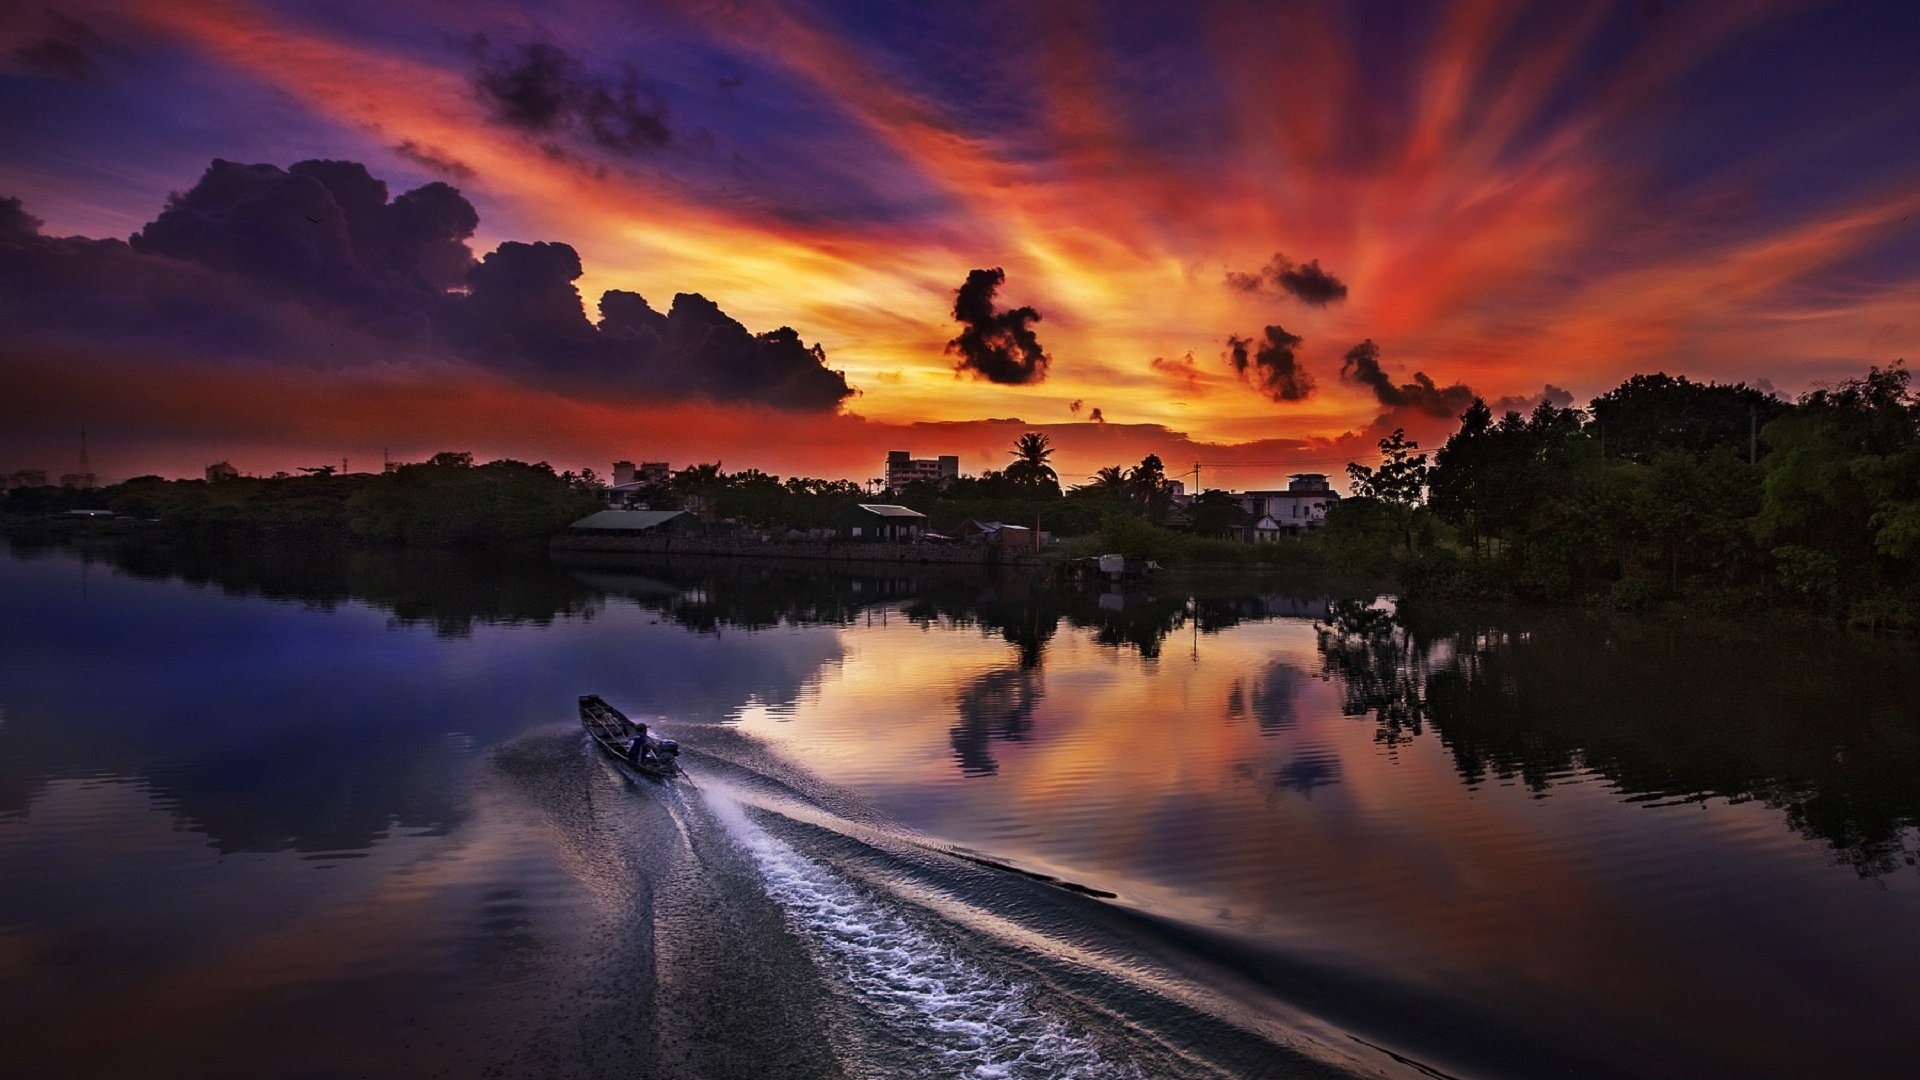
1331;364;1919;628
2;452;604;548
8;362;1914;627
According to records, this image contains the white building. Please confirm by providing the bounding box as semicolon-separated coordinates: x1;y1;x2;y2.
1239;474;1340;537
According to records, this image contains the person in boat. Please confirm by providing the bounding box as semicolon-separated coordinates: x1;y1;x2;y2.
626;721;654;765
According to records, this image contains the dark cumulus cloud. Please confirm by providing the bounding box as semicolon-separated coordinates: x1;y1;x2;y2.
948;267;1048;385
1493;384;1575;414
470;39;671;155
1226;325;1315;402
1225;253;1349;307
602;289;854;408
1341;340;1475;416
9;13;104;81
0;163;476;364
1;197;44;242
1;158;854;411
132;159;479;301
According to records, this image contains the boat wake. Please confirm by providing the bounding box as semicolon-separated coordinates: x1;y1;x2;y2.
509;725;1413;1079
706;789;1143;1079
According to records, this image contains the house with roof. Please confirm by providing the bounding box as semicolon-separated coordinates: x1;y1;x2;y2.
841;503;928;542
1237;474;1341;539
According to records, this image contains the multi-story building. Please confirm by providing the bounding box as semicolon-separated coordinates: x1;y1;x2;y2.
612;461;672;486
885;450;959;492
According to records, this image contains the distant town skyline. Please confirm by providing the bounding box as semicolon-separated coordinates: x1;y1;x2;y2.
4;2;1917;486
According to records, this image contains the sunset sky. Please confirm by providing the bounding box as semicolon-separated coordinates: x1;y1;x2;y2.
4;0;1918;489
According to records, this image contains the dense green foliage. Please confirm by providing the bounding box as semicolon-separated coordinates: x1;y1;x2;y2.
1354;363;1920;628
10;364;1913;617
345;454;603;546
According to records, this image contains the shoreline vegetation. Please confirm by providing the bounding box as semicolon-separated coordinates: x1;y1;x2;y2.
7;364;1916;630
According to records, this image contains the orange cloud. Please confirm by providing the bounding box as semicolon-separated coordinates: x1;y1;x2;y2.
8;0;1918;478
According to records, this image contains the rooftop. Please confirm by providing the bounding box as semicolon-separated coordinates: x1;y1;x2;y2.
568;509;689;530
853;503;928;519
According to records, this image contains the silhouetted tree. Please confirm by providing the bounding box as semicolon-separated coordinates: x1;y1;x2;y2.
1345;429;1431;552
1005;432;1061;498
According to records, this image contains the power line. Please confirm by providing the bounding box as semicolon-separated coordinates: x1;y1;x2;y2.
1192;458;1362;466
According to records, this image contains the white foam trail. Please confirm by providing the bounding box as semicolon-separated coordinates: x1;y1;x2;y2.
707;791;1142;1080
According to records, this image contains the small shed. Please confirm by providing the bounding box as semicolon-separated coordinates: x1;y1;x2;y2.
842;503;927;542
990;523;1034;548
567;509;696;536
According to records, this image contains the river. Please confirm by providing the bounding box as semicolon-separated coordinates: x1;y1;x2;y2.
1;540;1916;1079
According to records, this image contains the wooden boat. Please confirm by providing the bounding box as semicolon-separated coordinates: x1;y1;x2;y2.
579;694;681;779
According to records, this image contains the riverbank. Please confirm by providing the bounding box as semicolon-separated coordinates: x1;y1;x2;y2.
550;532;1046;568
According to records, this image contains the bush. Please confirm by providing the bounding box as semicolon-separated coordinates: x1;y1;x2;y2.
1608;576;1660;611
1772;545;1840;609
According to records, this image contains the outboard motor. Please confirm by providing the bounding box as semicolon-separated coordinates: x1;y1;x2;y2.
654;738;679;758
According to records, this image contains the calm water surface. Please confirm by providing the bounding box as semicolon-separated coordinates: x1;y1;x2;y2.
2;541;1916;1079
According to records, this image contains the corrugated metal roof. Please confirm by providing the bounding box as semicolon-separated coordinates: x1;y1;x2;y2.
569;509;689;530
853;503;927;519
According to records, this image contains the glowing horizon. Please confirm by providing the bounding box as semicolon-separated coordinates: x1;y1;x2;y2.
3;0;1917;487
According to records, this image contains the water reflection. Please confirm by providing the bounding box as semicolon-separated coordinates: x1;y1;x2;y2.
950;667;1044;776
1315;600;1920;877
0;542;846;853
21;536;602;637
1272;744;1342;797
1225;660;1308;735
22;540;1920;880
1315;601;1436;750
569;553;1345;666
7;541;1920;1079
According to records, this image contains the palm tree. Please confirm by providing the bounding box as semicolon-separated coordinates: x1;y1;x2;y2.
1006;432;1058;487
1088;465;1129;493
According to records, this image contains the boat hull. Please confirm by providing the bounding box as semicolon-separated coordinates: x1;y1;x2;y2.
579;694;680;778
